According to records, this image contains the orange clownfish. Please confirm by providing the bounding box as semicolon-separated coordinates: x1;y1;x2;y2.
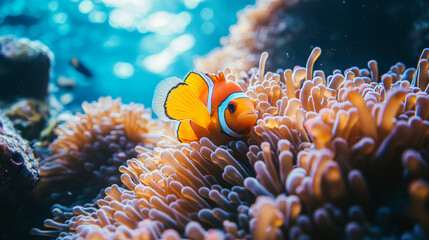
152;71;258;145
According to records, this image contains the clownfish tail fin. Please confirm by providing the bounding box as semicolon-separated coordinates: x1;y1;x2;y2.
152;77;211;128
152;77;182;121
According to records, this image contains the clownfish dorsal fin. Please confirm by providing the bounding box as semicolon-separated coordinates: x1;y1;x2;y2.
176;120;199;143
152;77;212;128
206;71;226;83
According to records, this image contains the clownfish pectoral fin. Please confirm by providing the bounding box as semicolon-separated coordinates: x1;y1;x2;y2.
184;71;227;114
152;77;212;128
184;71;215;113
176;120;199;143
184;71;211;97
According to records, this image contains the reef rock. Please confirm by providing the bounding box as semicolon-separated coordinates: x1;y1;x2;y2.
196;0;429;75
5;99;50;140
0;110;39;238
0;35;53;101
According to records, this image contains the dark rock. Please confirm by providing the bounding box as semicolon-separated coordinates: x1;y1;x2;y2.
0;35;53;101
0;110;39;239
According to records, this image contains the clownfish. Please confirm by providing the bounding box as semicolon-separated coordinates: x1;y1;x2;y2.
152;71;258;145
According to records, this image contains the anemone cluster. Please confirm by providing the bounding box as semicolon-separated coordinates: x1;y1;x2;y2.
33;47;429;239
34;97;169;208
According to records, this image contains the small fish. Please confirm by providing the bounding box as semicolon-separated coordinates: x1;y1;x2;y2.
69;58;93;78
3;14;39;26
152;71;258;145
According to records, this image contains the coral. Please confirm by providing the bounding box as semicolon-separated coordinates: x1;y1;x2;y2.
195;0;289;76
0;35;53;101
5;99;50;140
196;0;429;76
35;112;77;150
0;111;39;239
33;47;429;239
34;97;170;208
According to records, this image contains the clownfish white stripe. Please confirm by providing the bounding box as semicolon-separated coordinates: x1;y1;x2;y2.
174;121;181;140
218;91;249;138
203;73;214;114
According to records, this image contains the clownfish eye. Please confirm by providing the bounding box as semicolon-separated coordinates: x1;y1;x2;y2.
227;101;236;113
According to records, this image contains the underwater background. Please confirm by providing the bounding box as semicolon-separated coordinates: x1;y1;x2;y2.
1;0;429;239
0;0;252;109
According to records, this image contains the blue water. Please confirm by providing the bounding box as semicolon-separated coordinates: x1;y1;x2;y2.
0;0;253;109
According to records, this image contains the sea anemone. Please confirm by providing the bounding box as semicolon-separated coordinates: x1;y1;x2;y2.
34;47;429;239
35;97;169;207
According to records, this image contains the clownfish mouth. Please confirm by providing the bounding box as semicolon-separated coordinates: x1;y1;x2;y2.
237;110;258;124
